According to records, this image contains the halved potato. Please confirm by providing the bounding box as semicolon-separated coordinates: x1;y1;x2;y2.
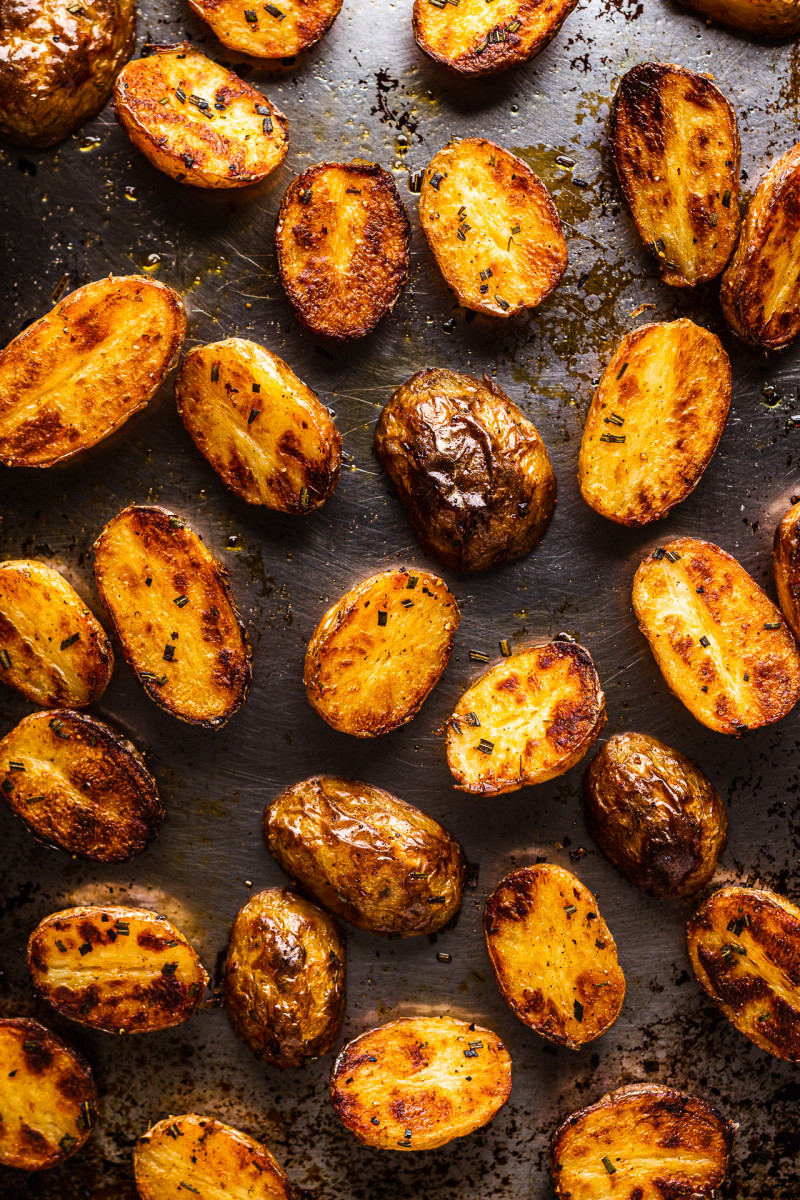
687;884;800;1062
485;864;624;1048
113;43;288;188
0;1017;97;1171
549;1083;736;1200
632;537;800;735
175;338;341;514
773;498;800;640
720;142;800;350
418;138;567;318
577;320;731;526
374;368;556;571
264;775;467;936
676;0;800;37
27;905;208;1034
304;568;460;737
0;276;185;468
274;160;410;340
186;0;343;57
134;1114;296;1200
446;642;605;795
0;709;163;863
330;1015;511;1151
413;0;576;76
93;504;252;729
0;560;113;708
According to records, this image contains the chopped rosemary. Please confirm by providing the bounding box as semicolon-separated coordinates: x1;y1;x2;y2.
605;412;624;427
469;650;490;662
8;762;24;771
499;639;511;657
494;294;510;311
163;645;175;661
378;610;388;626
76;1101;95;1131
616;362;628;380
262;115;273;134
477;738;494;755
507;18;520;30
78;942;92;956
0;650;10;669
602;1156;616;1175
166;1123;182;1139
179;1186;200;1195
429;171;444;190
407;575;418;589
436;952;452;963
408;171;424;192
653;547;666;560
463;1047;478;1058
175;88;186;104
699;635;710;647
722;188;731;207
264;2;285;16
60;633;79;651
49;718;70;739
168;515;185;529
764;621;781;629
161;961;178;975
244;9;257;21
59;1134;77;1153
465;711;480;727
248;408;260;425
573;999;584;1022
709;213;718;227
210;362;220;382
664;550;681;563
55;939;67;953
564;904;577;916
599;433;625;443
401;598;414;607
299;486;310;510
174;595;189;607
115;920;130;934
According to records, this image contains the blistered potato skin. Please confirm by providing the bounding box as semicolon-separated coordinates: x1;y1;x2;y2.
577;321;731;526
27;905;208;1034
264;775;467;936
0;1018;97;1171
114;44;288;188
176;338;341;513
187;0;343;57
677;0;800;36
485;864;625;1049
773;499;800;640
413;0;576;76
224;888;345;1069
632;537;800;735
687;885;800;1062
0;276;185;469
330;1016;512;1151
375;369;556;572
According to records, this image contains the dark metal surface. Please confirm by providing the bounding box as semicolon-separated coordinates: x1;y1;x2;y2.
1;1;800;1195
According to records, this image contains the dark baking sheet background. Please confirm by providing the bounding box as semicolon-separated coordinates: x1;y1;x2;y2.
2;0;800;1195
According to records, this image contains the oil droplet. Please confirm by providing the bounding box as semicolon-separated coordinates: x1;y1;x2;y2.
79;136;101;152
142;253;162;273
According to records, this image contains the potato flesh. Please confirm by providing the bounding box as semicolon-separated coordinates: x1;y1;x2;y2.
676;0;800;36
413;0;577;75
187;0;343;57
773;499;800;639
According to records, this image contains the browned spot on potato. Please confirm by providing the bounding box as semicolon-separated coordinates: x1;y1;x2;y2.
186;0;343;57
413;0;576;76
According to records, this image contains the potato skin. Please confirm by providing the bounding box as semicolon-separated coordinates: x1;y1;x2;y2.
264;775;467;937
584;733;727;899
773;499;800;640
413;0;576;76
374;369;556;572
223;888;345;1069
0;0;135;148
687;884;800;1062
676;0;800;36
330;1016;511;1151
187;0;343;57
0;1017;97;1171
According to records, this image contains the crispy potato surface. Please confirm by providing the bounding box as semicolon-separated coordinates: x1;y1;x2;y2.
27;905;208;1034
577;320;731;525
187;0;343;57
413;0;576;76
264;775;467;936
113;43;288;188
584;733;727;898
773;498;800;639
0;276;185;468
419;138;567;317
550;1083;735;1200
632;537;800;735
676;0;800;36
274;160;410;340
687;884;800;1062
484;864;624;1048
304;568;460;737
176;338;341;513
94;505;251;729
0;1017;97;1171
446;642;605;795
375;368;556;571
330;1016;511;1151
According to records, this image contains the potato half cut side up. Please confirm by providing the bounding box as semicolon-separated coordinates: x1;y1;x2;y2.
675;0;800;38
773;497;800;640
413;0;577;76
187;0;343;57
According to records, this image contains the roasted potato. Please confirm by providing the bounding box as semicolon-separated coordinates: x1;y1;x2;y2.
632;537;800;735
418;138;567;317
584;733;727;899
27;905;208;1035
304;568;460;737
374;368;556;572
687;884;800;1062
330;1016;511;1151
0;276;185;469
93;504;252;729
0;709;163;863
676;0;800;37
176;338;341;514
224;888;345;1068
446;642;605;795
610;63;740;287
0;1017;97;1171
113;43;288;188
413;0;576;76
134;1114;296;1200
0;0;135;148
264;775;467;936
274;160;410;341
577;321;731;526
186;0;343;58
720;142;800;350
484;864;624;1049
773;498;800;640
0;560;113;708
549;1083;736;1200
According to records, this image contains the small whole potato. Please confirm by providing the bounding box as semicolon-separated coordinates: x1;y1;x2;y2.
773;498;800;640
584;733;727;898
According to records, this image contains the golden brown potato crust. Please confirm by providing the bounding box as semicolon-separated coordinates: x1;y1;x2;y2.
676;0;800;36
330;1016;512;1151
584;732;727;898
687;884;800;1062
187;0;343;57
773;498;800;639
413;0;576;76
264;775;467;936
375;368;556;572
0;0;135;147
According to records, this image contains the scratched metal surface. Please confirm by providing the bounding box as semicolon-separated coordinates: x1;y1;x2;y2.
1;0;800;1195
